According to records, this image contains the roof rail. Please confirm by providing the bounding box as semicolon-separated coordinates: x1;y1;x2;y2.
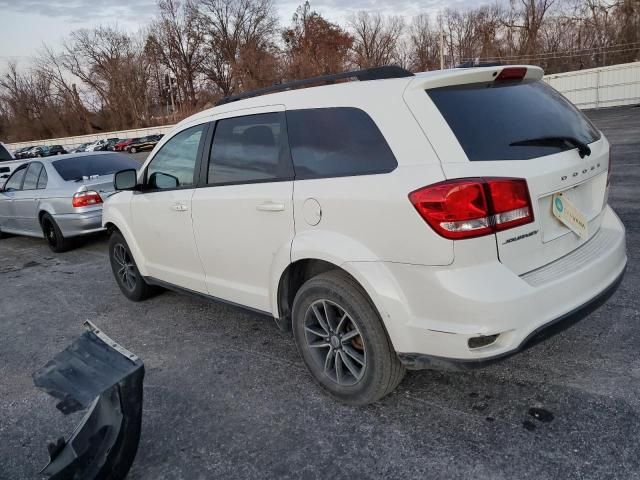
215;65;414;106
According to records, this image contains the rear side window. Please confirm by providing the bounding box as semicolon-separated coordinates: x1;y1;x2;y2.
286;107;397;179
208;112;292;185
37;167;48;189
428;81;600;161
22;163;43;190
53;154;139;181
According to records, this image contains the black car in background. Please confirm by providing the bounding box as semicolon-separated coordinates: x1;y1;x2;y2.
126;135;164;153
14;146;35;159
25;145;67;158
46;145;67;156
103;138;121;151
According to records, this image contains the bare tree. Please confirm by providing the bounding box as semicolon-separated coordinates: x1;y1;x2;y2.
149;0;206;109
197;0;280;97
349;12;405;69
283;2;353;79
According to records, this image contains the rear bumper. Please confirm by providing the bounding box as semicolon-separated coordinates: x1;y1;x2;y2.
397;265;625;370
346;205;627;368
53;209;105;238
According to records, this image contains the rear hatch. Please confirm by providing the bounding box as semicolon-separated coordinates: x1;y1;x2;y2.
404;66;609;275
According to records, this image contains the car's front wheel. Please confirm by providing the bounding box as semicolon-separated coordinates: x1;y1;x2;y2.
292;270;405;405
108;232;158;301
41;213;73;252
129;147;137;154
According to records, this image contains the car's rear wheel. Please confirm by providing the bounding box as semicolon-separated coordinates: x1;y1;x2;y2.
108;232;157;301
292;270;405;405
41;213;73;253
129;147;137;154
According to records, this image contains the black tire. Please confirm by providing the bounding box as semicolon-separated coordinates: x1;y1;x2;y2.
41;213;73;253
129;146;137;154
292;270;405;405
108;231;158;301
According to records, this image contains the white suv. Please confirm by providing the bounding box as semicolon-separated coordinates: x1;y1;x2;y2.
103;65;627;405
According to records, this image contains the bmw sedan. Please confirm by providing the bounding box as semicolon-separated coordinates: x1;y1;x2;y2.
0;152;139;252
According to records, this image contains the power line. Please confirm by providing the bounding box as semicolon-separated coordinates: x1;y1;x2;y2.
459;41;640;63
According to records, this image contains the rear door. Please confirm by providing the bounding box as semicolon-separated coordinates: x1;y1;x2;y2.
191;108;295;313
405;67;608;275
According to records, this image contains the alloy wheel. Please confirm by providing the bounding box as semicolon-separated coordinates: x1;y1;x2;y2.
303;299;366;386
113;243;137;291
44;220;56;246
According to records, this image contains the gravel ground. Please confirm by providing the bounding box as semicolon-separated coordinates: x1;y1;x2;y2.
0;105;639;480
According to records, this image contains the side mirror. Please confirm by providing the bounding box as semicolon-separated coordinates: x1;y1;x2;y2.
114;169;138;191
149;172;179;189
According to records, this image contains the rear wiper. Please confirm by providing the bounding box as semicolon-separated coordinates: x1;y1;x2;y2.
509;136;591;158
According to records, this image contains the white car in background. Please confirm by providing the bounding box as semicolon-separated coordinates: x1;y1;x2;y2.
102;65;627;405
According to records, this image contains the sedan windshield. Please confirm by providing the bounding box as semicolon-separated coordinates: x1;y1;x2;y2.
52;154;139;181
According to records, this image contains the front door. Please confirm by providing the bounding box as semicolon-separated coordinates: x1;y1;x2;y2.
191;109;295;313
130;123;209;293
13;162;45;234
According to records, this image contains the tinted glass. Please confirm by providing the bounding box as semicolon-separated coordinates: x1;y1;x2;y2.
22;163;42;190
53;154;139;181
0;144;12;161
208;113;290;185
286;107;397;179
5;167;26;190
428;81;601;161
147;124;204;188
37;167;48;189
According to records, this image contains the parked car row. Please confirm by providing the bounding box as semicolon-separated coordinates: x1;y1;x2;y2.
11;134;166;158
13;145;67;159
0;65;627;406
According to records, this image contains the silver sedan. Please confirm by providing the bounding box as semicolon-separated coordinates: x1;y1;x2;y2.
0;152;139;252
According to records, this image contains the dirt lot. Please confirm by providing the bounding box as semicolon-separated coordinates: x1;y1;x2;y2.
1;106;639;480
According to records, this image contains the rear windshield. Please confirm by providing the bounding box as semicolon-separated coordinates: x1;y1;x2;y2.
52;154;139;181
428;81;600;161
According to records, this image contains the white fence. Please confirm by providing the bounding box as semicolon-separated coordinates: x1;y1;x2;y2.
543;61;640;110
5;61;640;152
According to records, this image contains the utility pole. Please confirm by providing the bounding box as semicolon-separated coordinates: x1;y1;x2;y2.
440;28;445;70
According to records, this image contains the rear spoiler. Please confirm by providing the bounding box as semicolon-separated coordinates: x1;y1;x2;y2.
33;321;144;479
407;65;544;91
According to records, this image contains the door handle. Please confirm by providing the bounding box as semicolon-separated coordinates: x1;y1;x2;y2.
256;202;285;212
171;203;188;212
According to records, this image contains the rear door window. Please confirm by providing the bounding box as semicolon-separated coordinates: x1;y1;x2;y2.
428;81;600;161
22;163;43;190
207;112;292;185
286;107;397;179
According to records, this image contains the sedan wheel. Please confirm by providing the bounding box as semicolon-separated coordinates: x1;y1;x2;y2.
130;147;137;154
41;213;72;253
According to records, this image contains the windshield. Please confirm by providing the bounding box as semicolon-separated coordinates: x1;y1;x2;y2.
427;80;600;161
0;144;12;161
52;154;139;181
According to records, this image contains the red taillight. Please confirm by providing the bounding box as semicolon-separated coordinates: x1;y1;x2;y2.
409;178;534;240
72;190;103;208
495;67;527;81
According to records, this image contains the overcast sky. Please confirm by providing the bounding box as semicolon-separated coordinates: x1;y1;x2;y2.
0;0;484;68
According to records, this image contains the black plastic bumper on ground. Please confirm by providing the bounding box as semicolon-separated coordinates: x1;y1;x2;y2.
398;267;626;371
33;321;144;479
